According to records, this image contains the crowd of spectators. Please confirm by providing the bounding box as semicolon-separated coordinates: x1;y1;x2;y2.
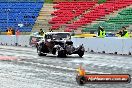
6;27;20;35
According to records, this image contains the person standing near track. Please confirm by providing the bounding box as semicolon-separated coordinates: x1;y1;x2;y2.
97;26;106;38
39;29;45;36
7;27;13;35
49;28;53;32
121;26;129;38
15;29;20;35
117;26;129;37
117;28;123;37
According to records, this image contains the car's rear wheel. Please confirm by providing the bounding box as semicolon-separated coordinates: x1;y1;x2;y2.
42;53;47;56
38;51;47;56
57;50;66;57
38;47;47;56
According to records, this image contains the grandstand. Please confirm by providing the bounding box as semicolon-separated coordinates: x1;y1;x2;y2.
82;4;132;32
49;0;132;33
0;0;44;34
0;0;132;34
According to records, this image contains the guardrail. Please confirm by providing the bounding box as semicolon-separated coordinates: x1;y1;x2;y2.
0;35;30;47
72;37;132;55
0;35;132;55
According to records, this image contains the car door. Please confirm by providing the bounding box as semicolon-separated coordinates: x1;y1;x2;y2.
45;34;55;52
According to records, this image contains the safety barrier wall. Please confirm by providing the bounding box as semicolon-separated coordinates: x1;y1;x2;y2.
0;35;30;47
0;35;132;55
72;37;132;55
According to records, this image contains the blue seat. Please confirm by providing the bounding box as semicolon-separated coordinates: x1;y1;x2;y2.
0;1;44;32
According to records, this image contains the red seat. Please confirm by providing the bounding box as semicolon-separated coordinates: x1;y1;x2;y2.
49;1;96;29
50;0;131;30
66;0;132;30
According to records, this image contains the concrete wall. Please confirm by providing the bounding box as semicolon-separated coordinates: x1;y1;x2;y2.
72;37;132;55
0;35;30;47
0;35;132;55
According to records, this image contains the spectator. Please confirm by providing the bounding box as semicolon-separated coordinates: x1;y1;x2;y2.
122;26;129;37
117;26;129;37
116;28;123;37
7;27;12;35
39;29;44;36
15;29;20;35
11;28;15;35
71;30;75;36
97;26;106;38
49;28;53;32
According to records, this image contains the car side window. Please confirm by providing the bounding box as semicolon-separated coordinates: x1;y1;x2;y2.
45;35;51;39
45;34;53;42
45;35;47;39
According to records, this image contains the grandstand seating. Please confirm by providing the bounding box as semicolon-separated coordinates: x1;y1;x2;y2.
82;8;132;32
67;0;132;30
49;1;97;30
0;0;44;32
49;0;132;31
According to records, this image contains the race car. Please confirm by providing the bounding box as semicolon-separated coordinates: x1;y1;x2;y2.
36;32;85;57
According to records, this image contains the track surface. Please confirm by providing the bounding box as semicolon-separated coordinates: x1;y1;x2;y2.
0;46;132;88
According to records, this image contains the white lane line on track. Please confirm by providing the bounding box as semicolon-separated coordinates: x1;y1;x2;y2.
18;60;111;74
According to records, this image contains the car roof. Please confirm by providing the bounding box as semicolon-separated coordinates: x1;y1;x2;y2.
45;32;70;35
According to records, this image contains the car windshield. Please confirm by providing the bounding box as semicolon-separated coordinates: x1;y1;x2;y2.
32;36;43;41
52;33;70;40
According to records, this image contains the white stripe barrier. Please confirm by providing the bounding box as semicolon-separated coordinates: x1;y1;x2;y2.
71;37;132;55
0;35;30;47
0;35;132;55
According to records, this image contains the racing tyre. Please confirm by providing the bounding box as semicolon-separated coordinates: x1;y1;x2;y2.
38;50;43;56
42;53;47;56
78;51;84;57
38;48;47;56
38;51;47;56
57;50;66;58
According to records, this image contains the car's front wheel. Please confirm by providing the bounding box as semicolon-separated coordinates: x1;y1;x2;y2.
38;47;47;56
57;50;66;57
78;51;84;57
38;51;47;56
